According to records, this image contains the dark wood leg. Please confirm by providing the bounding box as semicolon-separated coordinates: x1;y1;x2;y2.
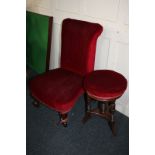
82;94;117;135
32;100;40;107
108;101;116;136
84;93;92;112
59;113;68;127
82;93;92;123
98;101;105;113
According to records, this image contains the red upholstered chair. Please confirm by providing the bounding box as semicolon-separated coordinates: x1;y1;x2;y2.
29;18;103;127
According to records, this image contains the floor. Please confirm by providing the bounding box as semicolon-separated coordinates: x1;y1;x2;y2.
26;69;129;155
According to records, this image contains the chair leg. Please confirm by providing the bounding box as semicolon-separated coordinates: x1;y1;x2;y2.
59;113;68;127
108;101;116;136
32;100;40;107
82;93;92;123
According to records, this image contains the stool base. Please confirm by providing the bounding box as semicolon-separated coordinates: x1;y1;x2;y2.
82;93;116;136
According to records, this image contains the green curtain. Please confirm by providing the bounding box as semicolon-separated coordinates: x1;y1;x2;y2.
26;11;49;73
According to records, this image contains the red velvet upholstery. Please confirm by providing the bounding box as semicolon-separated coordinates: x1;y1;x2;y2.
29;18;103;113
61;19;103;76
84;70;127;100
29;68;84;113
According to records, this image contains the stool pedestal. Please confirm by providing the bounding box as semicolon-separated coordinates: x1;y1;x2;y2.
82;93;116;136
83;70;127;136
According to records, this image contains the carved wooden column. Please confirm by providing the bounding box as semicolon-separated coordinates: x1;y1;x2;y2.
82;93;92;123
98;101;106;113
108;101;116;136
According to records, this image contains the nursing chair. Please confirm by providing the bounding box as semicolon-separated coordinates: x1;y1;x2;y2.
29;18;103;127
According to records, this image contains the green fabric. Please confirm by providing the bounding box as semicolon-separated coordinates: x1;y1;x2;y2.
26;11;49;73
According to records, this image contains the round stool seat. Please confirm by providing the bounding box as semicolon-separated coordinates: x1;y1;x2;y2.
84;70;127;101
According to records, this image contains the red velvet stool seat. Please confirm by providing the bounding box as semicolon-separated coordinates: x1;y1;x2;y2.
83;70;127;135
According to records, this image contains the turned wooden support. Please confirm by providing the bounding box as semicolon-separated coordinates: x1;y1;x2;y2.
108;101;116;136
59;113;68;127
110;101;115;122
84;93;92;112
98;101;105;113
82;93;92;123
83;93;117;136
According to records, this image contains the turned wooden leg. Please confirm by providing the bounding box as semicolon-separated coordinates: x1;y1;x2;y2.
108;101;116;136
98;101;105;113
32;100;40;107
59;113;68;127
82;93;92;123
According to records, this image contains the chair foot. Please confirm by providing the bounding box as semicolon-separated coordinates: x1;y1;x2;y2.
32;101;40;107
59;113;68;127
62;122;68;127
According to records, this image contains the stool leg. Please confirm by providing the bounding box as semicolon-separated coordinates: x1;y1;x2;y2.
98;101;105;113
108;101;116;136
84;93;92;112
82;93;92;123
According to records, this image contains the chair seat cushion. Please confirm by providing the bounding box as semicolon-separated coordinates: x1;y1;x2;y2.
29;68;84;113
84;70;127;100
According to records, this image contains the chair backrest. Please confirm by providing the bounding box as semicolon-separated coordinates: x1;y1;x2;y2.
60;18;103;76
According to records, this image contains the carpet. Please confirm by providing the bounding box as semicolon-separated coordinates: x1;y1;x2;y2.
26;69;129;155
